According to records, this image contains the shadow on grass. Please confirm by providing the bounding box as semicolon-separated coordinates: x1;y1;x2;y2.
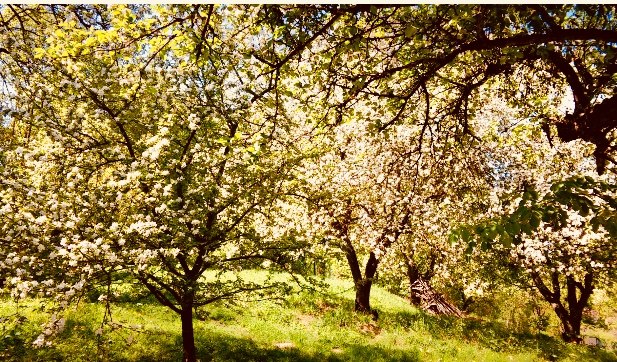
96;327;420;362
22;286;614;362
4;311;419;362
194;331;420;362
379;307;617;362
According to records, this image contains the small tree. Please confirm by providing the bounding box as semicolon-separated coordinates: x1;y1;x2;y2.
461;176;617;342
301;108;488;314
0;5;310;361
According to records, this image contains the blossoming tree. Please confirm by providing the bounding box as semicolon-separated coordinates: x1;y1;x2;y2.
299;94;489;313
0;5;313;361
456;94;617;341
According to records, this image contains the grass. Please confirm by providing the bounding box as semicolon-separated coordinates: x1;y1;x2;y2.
1;271;616;361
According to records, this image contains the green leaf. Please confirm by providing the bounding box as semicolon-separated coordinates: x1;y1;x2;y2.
518;206;530;221
504;222;520;235
501;233;512;248
465;241;476;254
485;228;498;240
529;213;541;229
461;228;471;243
550;182;562;192
405;25;414;38
480;240;490;251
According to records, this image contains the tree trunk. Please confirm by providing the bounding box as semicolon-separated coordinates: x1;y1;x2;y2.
569;310;583;341
355;279;372;312
404;255;460;316
181;304;197;362
358;252;379;313
340;225;377;313
333;204;381;316
406;260;421;306
552;302;580;342
410;277;462;317
531;271;593;343
343;240;379;314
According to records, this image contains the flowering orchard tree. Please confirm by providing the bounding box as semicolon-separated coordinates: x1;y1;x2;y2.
454;93;617;341
372;96;499;313
465;176;617;342
0;5;313;361
378;190;487;314
293;5;617;174
299;96;489;313
292;38;495;313
244;6;617;321
258;5;617;321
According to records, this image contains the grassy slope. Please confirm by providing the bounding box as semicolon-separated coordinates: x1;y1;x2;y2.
1;272;616;362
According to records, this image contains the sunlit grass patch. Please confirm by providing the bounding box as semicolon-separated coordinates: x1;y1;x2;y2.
1;270;616;361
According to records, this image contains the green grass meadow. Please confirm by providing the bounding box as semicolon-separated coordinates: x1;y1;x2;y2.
1;272;616;361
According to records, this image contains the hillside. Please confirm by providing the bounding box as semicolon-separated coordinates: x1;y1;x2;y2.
1;272;616;361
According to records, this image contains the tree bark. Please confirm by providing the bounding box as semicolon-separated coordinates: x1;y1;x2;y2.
338;216;379;314
354;251;379;313
551;301;579;342
530;271;593;343
355;279;372;312
341;236;379;313
406;259;421;306
181;303;197;362
332;202;381;316
409;277;463;317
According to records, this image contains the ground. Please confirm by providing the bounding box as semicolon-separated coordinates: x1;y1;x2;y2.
1;273;616;361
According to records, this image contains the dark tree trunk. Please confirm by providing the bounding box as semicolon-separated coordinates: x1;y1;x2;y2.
342;236;379;313
531;271;593;343
332;202;385;317
403;249;460;317
355;279;372;312
556;95;617;174
406;260;421;306
461;294;475;312
353;252;379;313
552;301;579;342
181;303;197;362
409;278;463;317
